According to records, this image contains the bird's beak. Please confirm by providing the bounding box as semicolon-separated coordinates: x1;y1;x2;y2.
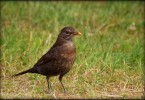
75;32;82;35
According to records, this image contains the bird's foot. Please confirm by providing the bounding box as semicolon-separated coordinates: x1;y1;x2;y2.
64;89;68;94
47;89;51;94
47;91;51;94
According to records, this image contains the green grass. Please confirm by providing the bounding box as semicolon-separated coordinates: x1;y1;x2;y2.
1;1;144;99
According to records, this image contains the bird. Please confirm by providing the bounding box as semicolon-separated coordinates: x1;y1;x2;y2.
13;26;81;93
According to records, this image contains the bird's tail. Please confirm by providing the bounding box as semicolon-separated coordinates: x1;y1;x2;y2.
13;68;36;77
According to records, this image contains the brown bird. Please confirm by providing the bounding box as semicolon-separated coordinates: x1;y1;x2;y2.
13;26;81;93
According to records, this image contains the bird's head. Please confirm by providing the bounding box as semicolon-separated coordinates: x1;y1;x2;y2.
58;26;81;41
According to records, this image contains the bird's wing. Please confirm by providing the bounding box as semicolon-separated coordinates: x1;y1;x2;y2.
34;45;60;67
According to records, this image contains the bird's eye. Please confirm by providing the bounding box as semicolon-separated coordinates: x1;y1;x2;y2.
66;31;69;34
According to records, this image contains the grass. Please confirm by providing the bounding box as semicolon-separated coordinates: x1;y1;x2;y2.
1;1;144;99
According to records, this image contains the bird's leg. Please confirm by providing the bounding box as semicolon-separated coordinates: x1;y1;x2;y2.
46;76;51;94
59;75;67;93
